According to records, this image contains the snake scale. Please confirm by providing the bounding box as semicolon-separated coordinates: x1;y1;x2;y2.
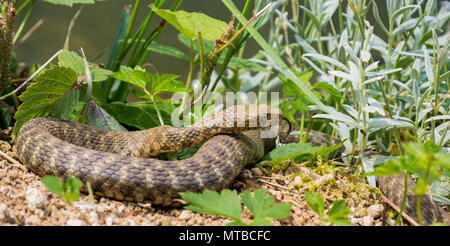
14;105;447;224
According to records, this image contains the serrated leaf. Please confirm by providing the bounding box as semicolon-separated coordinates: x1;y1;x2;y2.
304;191;325;218
13;66;78;135
58;50;112;82
50;90;80;119
110;66;185;96
180;189;242;221
312;82;343;99
150;5;228;41
241;188;292;223
110;66;148;89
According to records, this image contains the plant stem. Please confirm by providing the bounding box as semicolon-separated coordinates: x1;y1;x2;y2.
150;94;164;125
395;173;408;226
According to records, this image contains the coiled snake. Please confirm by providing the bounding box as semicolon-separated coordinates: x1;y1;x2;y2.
14;105;447;224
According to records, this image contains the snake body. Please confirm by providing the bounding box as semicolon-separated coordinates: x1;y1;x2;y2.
15;105;281;206
14;105;447;224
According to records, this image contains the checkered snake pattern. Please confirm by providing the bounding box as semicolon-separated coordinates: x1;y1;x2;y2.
14;105;447;224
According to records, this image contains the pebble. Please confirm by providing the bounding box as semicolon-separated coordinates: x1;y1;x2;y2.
316;173;333;185
360;216;374;226
127;218;135;226
367;204;384;218
179;210;191;220
0;203;9;222
105;216;114;226
117;205;126;214
25;188;47;211
292;176;302;187
88;211;99;225
355;208;368;218
66;219;84;226
25;215;41;225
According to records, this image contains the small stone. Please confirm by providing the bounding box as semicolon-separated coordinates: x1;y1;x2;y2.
355;208;368;218
25;215;41;225
385;217;396;226
360;216;374;226
66;219;84;226
0;203;9;222
367;204;384;218
105;216;114;226
96;204;105;213
88;211;99;225
26;188;47;211
127;218;135;226
117;205;126;214
179;210;191;220
251;167;263;176
292;176;302;187
316;173;333;185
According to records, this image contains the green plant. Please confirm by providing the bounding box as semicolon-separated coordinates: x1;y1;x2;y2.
304;191;352;226
180;188;292;226
221;0;449;190
364;141;450;225
41;176;83;203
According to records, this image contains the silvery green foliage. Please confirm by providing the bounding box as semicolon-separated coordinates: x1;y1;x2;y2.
231;0;449;186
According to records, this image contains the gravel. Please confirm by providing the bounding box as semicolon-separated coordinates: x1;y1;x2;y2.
0;141;389;226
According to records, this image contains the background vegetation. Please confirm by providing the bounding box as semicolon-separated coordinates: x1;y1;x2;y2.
0;0;448;225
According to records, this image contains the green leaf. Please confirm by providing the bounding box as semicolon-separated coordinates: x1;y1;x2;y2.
262;143;322;164
105;101;174;129
292;97;310;113
226;57;269;72
304;191;325;218
110;66;185;96
81;100;127;132
315;142;344;158
58;50;112;82
328;217;353;226
226;221;248;226
363;158;403;177
327;200;352;226
41;176;65;196
65;177;83;195
50;90;80;119
147;42;190;62
241;188;292;223
13;66;78;136
312;82;343;99
41;176;83;203
42;0;97;7
180;189;243;222
110;66;148;90
150;5;228;41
